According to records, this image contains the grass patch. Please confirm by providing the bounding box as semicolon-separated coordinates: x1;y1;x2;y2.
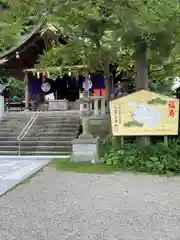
51;158;175;177
51;157;121;174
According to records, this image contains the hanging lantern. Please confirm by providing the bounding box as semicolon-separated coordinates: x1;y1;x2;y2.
68;69;71;76
36;72;40;79
16;51;19;59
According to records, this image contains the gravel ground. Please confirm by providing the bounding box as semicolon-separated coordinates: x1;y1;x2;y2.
1;167;180;240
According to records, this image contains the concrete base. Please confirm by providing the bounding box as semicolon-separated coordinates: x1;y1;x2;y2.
71;137;99;163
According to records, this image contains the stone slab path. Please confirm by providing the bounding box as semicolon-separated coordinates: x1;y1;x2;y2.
0;158;50;196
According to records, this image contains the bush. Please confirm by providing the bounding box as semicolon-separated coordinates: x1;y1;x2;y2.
101;135;180;175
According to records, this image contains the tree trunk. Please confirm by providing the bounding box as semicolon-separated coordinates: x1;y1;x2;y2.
104;59;111;112
135;43;151;147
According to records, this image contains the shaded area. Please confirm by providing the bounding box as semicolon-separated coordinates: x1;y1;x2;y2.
124;120;144;127
148;97;167;105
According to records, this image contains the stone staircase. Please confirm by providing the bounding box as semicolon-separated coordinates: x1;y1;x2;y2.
0;112;33;155
0;112;80;156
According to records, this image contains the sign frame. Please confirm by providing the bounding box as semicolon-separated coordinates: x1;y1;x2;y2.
109;90;179;136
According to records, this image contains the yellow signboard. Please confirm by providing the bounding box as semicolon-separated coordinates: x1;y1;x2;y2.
109;90;179;136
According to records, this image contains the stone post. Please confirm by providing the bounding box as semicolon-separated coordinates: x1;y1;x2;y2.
0;95;5;121
79;91;84;112
71;98;99;163
79;116;93;139
94;98;99;116
101;97;106;116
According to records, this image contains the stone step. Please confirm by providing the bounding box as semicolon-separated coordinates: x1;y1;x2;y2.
0;124;79;130
5;112;78;116
21;151;71;156
38;113;79;116
0;131;77;136
3;113;32;116
38;112;79;115
0;127;33;132
0;131;78;137
0;151;71;156
0;129;24;132
37;118;79;122
2;117;30;120
3;115;79;120
38;116;79;118
0;133;23;137
0;137;17;140
0;136;75;141
24;136;76;141
1;120;30;124
0;145;72;151
3;117;32;121
0;140;71;146
28;127;78;133
0;125;28;129
30;124;79;129
0;124;29;129
36;120;80;124
2;119;78;124
26;132;77;137
35;122;79;125
0;133;20;136
32;123;79;127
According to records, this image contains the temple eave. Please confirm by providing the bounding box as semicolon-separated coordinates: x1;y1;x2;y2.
24;65;89;73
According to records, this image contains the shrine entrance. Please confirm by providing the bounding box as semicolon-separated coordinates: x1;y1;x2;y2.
56;88;79;101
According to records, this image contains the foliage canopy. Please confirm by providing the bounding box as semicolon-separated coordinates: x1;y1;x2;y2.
1;0;180;92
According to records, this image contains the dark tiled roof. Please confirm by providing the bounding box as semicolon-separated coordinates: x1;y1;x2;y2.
0;22;44;60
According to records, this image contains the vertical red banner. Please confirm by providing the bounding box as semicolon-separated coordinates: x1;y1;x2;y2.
101;88;106;97
94;89;100;96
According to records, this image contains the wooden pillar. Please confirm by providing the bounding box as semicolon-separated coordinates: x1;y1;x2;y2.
24;72;29;109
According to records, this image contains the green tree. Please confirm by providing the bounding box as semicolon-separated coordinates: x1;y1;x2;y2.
0;70;25;97
35;1;124;103
38;0;180;146
0;0;48;51
2;0;180;146
113;0;180;145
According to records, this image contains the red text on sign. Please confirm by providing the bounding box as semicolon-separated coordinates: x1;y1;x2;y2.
169;109;175;117
168;100;176;109
168;100;176;118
